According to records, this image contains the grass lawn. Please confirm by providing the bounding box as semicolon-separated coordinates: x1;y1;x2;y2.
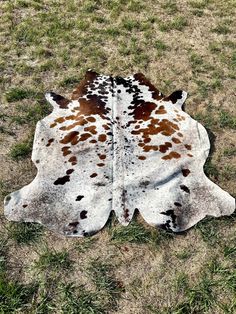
0;0;235;313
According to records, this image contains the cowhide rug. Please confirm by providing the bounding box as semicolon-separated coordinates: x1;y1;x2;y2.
4;70;235;237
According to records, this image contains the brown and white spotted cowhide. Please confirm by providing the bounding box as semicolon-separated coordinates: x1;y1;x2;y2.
4;70;235;237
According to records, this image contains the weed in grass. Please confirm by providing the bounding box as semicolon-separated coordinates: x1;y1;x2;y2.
190;53;204;72
110;221;155;244
0;126;15;136
154;40;169;53
189;0;209;9
194;111;216;128
0;181;11;200
224;243;236;259
197;218;220;245
195;80;210;97
87;259;124;309
219;110;236;129
186;276;216;312
8;101;50;126
159;16;188;32
223;147;236;157
30;278;58;313
60;282;105;314
8;222;44;245
9;140;32;160
231;51;236;68
77;20;90;31
150;274;216;313
14;22;40;45
0;235;7;275
34;249;72;272
39;60;57;72
212;24;231;34
175;272;189;293
176;250;192;260
211;78;222;90
5;88;37;102
206;257;226;275
221;165;236;181
161;1;179;14
59;76;81;88
209;42;222;53
0;276;38;313
104;27;121;37
127;0;144;12
133;52;149;67
192;9;204;16
82;1;99;13
75;237;97;253
122;18;140;31
33;47;54;58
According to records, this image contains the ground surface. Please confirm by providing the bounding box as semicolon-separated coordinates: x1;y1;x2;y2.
0;0;236;313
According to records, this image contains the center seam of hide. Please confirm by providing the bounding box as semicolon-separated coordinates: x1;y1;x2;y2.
111;77;126;218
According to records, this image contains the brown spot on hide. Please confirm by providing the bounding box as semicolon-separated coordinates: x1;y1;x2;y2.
143;145;159;152
99;154;106;160
66;169;74;175
90;173;97;178
159;142;172;153
155;105;167;114
184;144;192;150
79;133;92;141
138;156;146;160
46;138;54;147
162;151;181;160
62;146;71;156
172;137;181;144
129;101;157;121
98;134;107;142
182;169;191;177
102;124;109;130
87;116;96;122
84;125;97;134
60;131;79;145
68;156;77;165
55;117;65;123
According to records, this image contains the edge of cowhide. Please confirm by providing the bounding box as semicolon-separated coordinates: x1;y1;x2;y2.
4;70;235;237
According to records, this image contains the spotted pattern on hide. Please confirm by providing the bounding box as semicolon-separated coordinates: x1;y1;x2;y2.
4;70;235;237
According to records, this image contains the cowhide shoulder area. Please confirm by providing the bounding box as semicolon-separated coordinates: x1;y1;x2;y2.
4;70;235;237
